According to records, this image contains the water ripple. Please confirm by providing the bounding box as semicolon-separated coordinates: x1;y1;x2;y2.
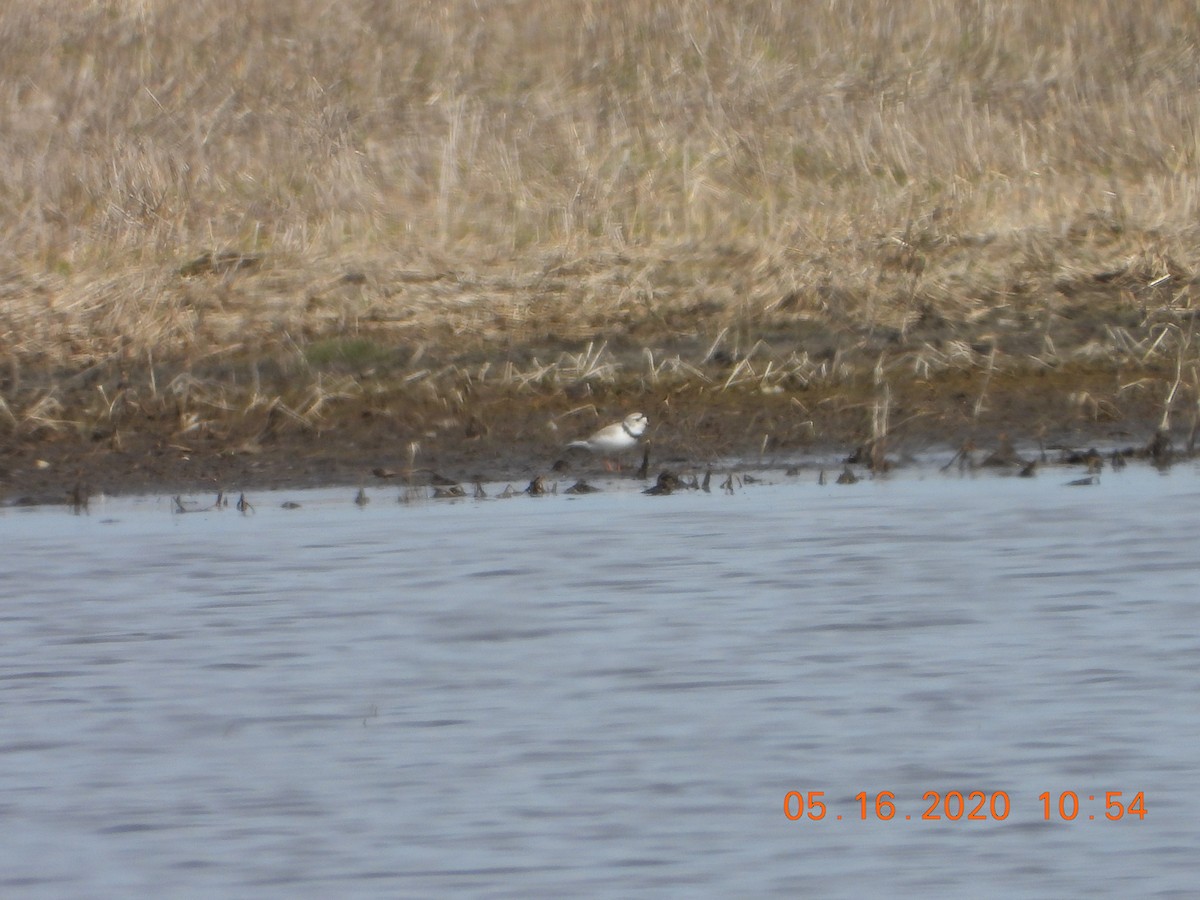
1;467;1198;897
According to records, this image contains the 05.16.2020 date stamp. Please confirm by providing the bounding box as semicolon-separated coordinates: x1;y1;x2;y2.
784;790;1147;823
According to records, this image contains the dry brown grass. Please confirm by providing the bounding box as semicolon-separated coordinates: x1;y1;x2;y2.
5;0;1200;457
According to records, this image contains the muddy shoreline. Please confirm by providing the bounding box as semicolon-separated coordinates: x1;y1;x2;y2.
1;361;1186;506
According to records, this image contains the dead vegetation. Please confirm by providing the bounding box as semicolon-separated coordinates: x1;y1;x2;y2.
5;1;1200;492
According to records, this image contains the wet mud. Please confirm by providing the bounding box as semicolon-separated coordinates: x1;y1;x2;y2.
1;359;1185;505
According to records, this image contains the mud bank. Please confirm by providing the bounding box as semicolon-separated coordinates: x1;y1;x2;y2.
1;360;1186;505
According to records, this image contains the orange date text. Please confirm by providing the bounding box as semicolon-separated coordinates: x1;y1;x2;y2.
783;790;1146;822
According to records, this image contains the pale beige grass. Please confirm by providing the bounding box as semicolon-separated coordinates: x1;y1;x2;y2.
4;0;1200;398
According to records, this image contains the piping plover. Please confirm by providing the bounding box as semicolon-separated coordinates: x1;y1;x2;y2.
566;412;649;470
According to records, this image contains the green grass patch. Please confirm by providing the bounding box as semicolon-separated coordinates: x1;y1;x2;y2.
303;338;394;370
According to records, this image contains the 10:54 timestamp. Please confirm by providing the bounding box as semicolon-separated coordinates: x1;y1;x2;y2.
784;790;1147;822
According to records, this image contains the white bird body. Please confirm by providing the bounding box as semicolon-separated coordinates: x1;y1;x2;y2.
567;413;648;466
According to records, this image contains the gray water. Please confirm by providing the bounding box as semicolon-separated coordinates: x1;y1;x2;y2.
2;463;1198;898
